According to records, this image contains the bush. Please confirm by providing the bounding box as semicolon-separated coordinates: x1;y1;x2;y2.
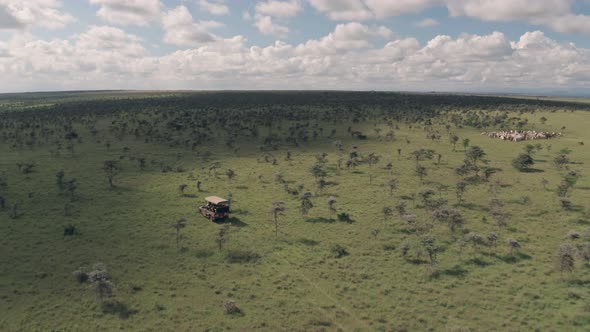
225;250;261;264
512;153;534;171
63;224;78;236
330;244;349;258
72;269;88;283
223;300;242;315
337;212;351;222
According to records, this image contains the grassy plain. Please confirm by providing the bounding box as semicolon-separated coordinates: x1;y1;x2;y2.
0;92;589;331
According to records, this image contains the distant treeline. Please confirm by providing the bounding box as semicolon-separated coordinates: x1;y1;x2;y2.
2;91;589;125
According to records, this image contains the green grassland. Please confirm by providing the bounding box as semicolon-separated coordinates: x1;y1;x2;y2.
0;92;589;331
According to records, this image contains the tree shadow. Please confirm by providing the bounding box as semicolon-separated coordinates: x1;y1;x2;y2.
432;264;469;279
214;217;248;227
456;203;487;211
520;168;544;173
231;208;250;216
405;258;428;265
466;257;492;267
567;279;590;286
101;300;138;319
305;217;336;224
225;250;261;264
297;238;320;246
484;252;532;263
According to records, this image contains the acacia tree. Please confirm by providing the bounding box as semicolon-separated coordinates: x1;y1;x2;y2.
300;192;313;216
216;224;230;251
88;263;114;301
455;181;467;205
465;146;486;168
415;165;427;184
578;243;590;265
462;138;470;150
422;236;439;271
387;178;398;196
558;243;575;274
487;232;498;249
10;203;18;219
395;201;406;217
56;170;65;190
382;206;393;224
178;184;188;196
271;201;286;237
171;218;187;250
225;169;236;183
102;160;121;188
327;196;337;218
65;179;77;201
507;239;521;256
432;208;464;234
450;134;459;151
512;153;534;172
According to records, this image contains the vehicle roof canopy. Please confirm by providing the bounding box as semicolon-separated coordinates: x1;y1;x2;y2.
205;196;228;205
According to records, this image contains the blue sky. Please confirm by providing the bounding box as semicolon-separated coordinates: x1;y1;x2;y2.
1;0;590;93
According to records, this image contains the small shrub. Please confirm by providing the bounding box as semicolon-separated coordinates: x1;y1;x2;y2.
225;250;261;264
223;300;242;315
101;300;137;319
400;241;410;257
567;231;581;240
383;244;396;251
330;244;349;258
337;212;351;222
72;269;88;283
63;224;78;236
560;199;572;210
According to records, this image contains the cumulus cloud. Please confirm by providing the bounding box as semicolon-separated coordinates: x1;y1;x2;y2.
0;0;75;29
447;0;590;34
89;0;161;26
256;0;303;17
307;0;590;35
0;4;23;29
254;16;290;38
306;0;373;20
162;6;224;46
198;0;230;16
252;0;303;38
0;25;589;92
415;18;439;28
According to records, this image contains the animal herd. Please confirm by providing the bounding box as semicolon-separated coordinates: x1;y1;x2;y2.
481;130;562;142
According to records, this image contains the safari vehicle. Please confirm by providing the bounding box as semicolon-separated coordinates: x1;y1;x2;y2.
200;196;230;221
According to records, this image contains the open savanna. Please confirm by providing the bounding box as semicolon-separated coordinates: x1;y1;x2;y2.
0;92;589;331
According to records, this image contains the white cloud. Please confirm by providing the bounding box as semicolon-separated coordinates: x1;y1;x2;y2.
198;0;230;16
364;0;440;18
306;0;590;35
162;6;224;46
252;0;302;38
415;18;439;28
306;0;373;20
446;0;590;34
89;0;161;26
255;0;302;18
295;22;392;55
255;15;290;38
0;3;23;29
0;0;75;29
1;27;589;92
